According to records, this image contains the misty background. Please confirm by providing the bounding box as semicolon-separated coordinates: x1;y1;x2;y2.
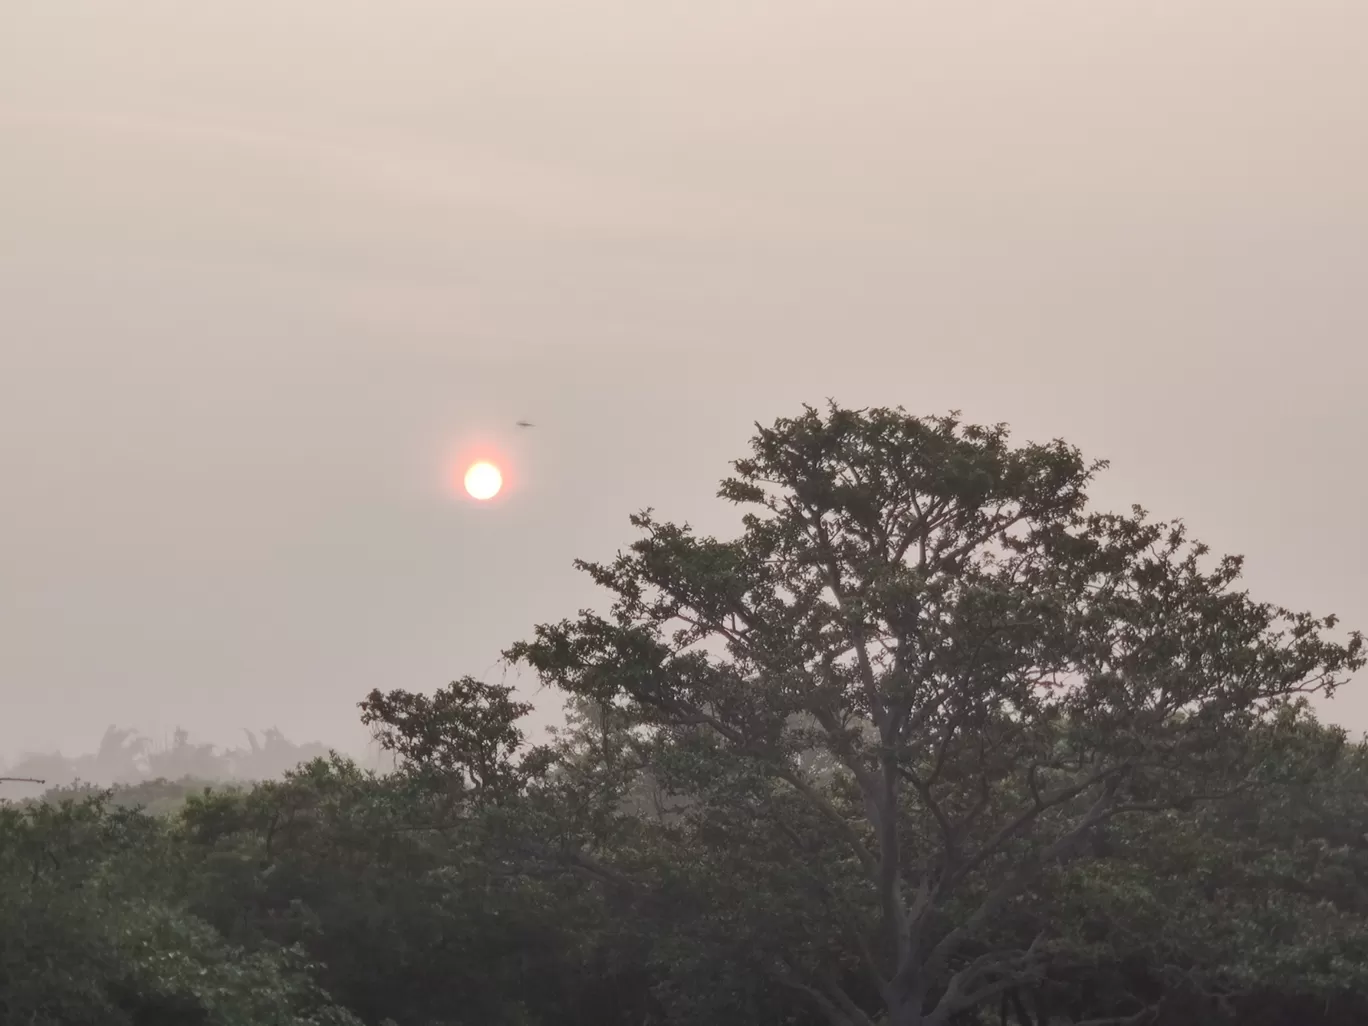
2;2;1365;776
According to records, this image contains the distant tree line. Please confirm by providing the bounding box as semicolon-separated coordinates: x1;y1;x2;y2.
0;725;339;801
3;405;1365;1026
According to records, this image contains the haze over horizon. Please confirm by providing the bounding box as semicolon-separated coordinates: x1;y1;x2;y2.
3;2;1366;764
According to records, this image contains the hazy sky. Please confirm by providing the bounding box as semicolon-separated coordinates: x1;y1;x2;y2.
3;2;1366;761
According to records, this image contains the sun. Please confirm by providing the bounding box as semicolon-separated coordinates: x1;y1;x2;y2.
463;461;503;501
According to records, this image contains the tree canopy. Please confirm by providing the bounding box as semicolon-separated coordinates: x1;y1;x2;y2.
506;404;1363;1026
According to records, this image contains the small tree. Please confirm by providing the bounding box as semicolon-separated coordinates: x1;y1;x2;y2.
509;404;1362;1026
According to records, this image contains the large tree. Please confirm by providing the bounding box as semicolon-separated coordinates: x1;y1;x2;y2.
508;404;1363;1026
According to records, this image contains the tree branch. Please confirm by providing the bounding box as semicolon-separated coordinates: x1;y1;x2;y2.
930;932;1049;1022
769;959;878;1026
670;697;880;877
905;779;1119;999
947;762;1128;890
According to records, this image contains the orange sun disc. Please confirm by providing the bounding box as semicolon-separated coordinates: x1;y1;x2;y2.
463;461;503;500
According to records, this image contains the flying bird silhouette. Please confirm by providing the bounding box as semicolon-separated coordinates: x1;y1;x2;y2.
516;420;535;428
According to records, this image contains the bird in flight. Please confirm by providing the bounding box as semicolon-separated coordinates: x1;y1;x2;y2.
516;420;535;428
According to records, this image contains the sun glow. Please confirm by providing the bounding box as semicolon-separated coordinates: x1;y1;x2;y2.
463;461;503;501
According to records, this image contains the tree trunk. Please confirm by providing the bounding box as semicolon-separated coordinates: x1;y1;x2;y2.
888;995;926;1026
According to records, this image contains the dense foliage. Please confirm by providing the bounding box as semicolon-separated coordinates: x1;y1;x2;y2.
3;405;1364;1025
0;793;358;1026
